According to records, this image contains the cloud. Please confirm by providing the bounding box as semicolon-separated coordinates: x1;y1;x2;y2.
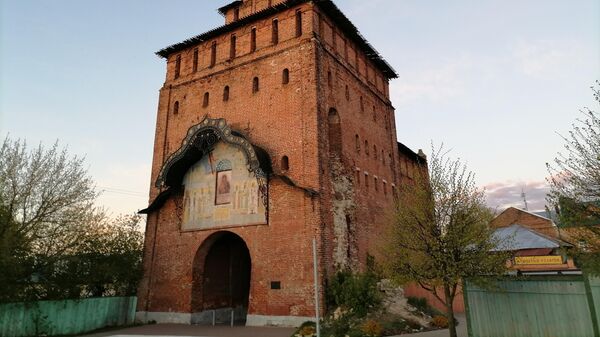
484;179;550;212
390;55;472;106
512;39;586;79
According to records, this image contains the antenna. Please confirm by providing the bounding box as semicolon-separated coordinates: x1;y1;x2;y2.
521;188;529;211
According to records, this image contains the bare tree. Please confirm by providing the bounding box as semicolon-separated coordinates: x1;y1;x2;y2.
547;81;600;274
381;146;509;337
0;137;99;260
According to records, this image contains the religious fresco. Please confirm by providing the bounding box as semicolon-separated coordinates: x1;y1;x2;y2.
182;142;266;230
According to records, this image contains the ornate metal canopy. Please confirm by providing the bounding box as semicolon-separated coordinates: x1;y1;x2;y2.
141;117;271;215
156;117;271;188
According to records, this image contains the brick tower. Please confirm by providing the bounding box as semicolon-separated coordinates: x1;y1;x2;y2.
137;0;426;326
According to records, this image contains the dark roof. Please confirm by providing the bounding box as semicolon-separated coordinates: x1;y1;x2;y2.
397;142;426;164
218;1;243;16
139;188;175;214
156;0;398;79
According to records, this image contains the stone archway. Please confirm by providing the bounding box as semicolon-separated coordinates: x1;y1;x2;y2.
192;231;251;325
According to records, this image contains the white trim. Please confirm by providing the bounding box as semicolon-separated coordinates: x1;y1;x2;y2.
135;311;191;324
136;311;313;328
246;315;315;327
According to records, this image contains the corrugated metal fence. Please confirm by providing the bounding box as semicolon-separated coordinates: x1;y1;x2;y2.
0;296;137;337
464;276;600;337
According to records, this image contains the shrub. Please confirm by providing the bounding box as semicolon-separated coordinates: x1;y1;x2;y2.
321;312;354;337
432;315;449;328
361;319;382;337
292;321;316;337
381;318;409;336
326;270;382;318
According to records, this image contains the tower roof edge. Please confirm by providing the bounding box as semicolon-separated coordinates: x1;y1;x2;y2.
156;0;398;78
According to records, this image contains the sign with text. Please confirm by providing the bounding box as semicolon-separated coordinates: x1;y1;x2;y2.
514;255;564;265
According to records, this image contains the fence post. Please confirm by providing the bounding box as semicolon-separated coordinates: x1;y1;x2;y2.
583;272;600;337
462;279;474;337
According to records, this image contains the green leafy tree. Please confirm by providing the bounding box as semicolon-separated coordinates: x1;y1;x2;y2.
79;214;144;297
0;137;144;301
381;146;509;337
547;81;600;274
0;199;35;302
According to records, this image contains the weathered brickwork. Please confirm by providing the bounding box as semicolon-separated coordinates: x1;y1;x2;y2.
137;0;425;326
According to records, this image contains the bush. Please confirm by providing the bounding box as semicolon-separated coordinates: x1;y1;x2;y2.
321;312;355;337
326;270;382;318
292;321;317;337
432;315;449;328
361;319;382;337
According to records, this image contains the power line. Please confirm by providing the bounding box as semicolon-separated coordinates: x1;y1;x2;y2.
98;186;147;198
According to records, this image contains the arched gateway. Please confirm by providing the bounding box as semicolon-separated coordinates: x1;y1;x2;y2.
192;231;251;324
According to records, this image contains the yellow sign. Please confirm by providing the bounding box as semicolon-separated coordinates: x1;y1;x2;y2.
514;256;564;265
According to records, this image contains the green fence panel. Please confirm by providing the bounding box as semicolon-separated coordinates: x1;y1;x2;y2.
591;277;600;331
465;278;595;337
0;296;137;337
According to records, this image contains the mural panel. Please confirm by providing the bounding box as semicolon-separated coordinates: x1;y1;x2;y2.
182;142;266;230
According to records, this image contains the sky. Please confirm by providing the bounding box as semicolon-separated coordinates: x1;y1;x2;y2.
1;0;599;216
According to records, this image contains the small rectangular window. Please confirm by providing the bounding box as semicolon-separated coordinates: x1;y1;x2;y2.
210;42;217;67
230;35;237;59
295;10;302;37
174;55;181;79
272;19;279;45
203;92;209;108
192;48;198;72
250;27;257;52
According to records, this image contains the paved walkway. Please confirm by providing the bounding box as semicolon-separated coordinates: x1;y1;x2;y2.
81;324;295;337
81;314;467;337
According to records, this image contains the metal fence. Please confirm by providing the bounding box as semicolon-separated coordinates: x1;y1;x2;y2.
0;296;137;337
464;276;600;337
